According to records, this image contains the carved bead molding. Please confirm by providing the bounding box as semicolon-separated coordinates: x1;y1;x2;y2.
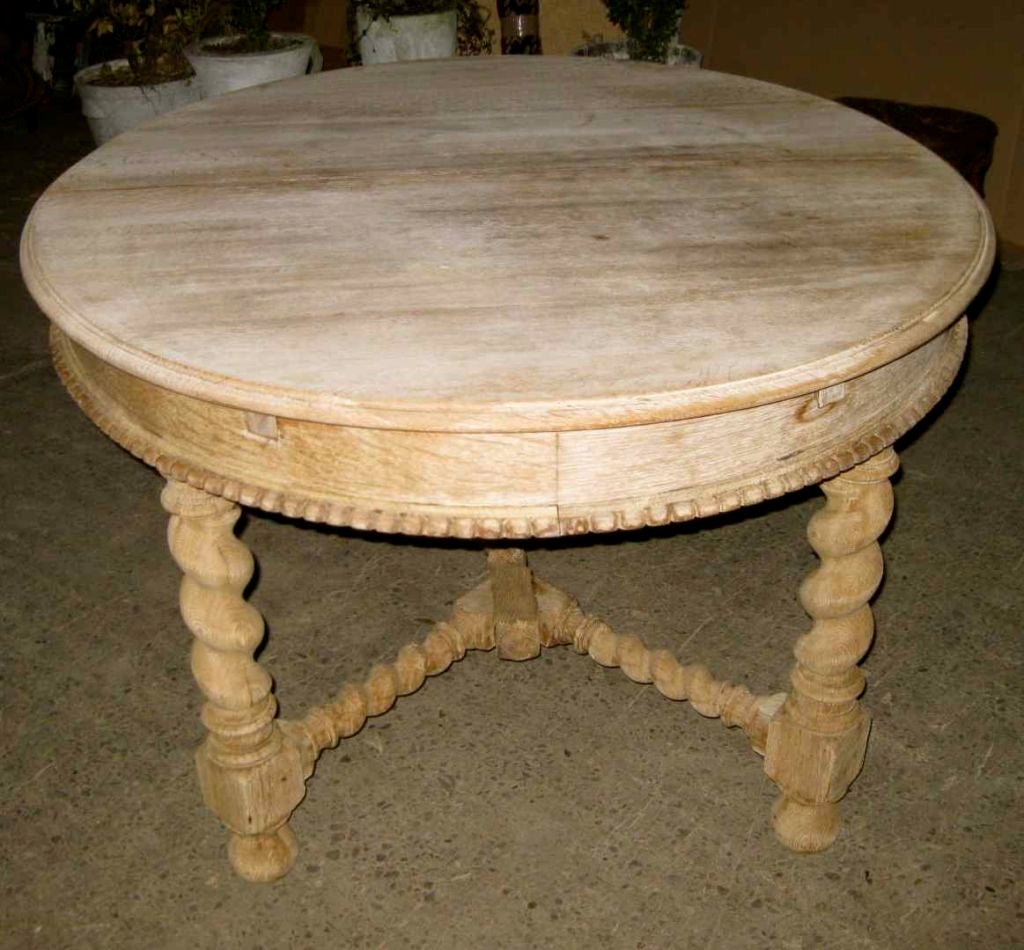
52;319;965;539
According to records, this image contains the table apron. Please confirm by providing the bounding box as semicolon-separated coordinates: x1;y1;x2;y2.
51;319;965;539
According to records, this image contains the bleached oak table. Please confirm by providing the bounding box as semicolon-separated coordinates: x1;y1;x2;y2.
22;58;994;883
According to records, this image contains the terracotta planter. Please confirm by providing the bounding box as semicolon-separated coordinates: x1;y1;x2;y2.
186;33;321;98
74;60;201;146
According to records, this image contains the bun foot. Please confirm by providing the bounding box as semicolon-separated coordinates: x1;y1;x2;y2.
771;797;839;853
228;826;298;883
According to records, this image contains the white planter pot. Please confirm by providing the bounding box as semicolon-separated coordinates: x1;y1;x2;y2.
74;60;202;146
356;10;457;65
572;39;703;67
186;33;321;98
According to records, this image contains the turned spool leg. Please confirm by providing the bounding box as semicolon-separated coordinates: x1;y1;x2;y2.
162;481;306;882
765;448;899;852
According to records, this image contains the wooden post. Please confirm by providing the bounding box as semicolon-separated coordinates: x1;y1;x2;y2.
162;481;306;882
765;448;899;851
486;548;541;660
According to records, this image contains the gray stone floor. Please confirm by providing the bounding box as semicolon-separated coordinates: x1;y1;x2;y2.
1;106;1022;950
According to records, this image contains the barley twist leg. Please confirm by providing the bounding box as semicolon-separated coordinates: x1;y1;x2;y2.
162;481;306;882
764;448;899;852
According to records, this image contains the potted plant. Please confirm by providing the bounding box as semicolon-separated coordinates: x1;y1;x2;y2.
574;0;701;66
70;0;204;145
185;0;321;99
352;0;493;65
23;0;88;96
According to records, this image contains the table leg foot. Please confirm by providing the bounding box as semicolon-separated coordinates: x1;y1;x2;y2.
228;825;298;883
771;798;839;853
163;480;306;882
765;448;899;852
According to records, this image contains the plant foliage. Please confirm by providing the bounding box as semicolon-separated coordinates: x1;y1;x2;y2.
219;0;283;51
603;0;686;63
68;0;211;83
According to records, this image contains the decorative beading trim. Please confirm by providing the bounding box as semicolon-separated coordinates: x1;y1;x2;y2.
51;320;965;539
284;577;786;772
561;320;967;535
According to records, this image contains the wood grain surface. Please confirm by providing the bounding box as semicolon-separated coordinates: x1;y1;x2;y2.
23;58;993;433
22;61;995;869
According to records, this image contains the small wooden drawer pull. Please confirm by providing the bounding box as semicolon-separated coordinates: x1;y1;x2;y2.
815;383;846;409
244;411;280;441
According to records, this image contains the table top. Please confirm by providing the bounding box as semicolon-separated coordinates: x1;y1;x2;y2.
22;57;993;435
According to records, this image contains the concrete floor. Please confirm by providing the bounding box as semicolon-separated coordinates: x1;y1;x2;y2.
2;105;1022;950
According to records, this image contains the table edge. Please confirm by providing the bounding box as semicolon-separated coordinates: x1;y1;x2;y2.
21;188;995;434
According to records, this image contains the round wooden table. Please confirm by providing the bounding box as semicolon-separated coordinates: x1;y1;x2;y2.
21;58;994;883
